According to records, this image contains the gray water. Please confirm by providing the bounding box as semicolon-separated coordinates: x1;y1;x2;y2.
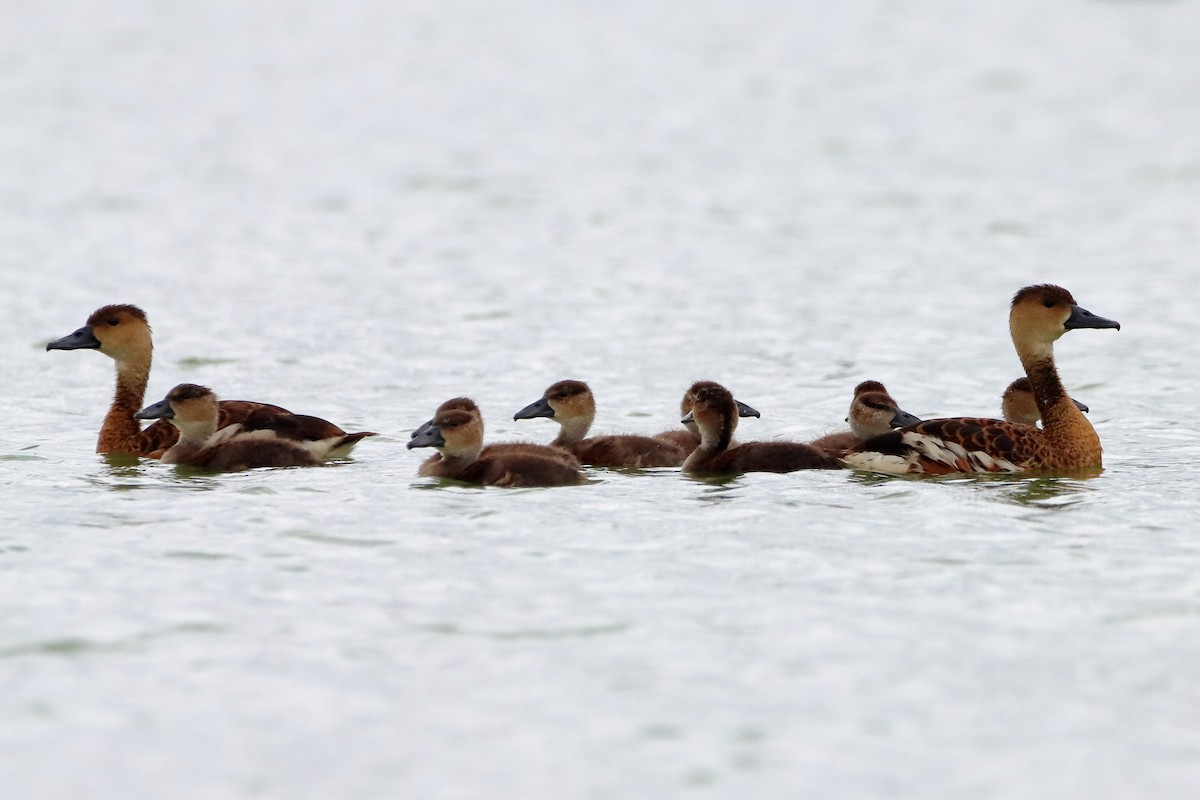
3;1;1200;798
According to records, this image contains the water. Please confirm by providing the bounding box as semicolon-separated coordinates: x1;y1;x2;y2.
3;1;1200;797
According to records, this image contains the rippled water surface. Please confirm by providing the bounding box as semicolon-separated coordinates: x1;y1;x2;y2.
3;1;1200;798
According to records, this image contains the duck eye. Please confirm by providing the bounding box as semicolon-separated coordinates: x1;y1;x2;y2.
107;318;119;326
1043;300;1056;309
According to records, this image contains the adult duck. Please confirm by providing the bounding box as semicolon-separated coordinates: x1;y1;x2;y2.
844;285;1118;474
46;304;286;457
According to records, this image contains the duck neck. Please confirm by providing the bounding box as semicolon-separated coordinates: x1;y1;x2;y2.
1020;352;1078;431
99;356;151;452
552;416;592;449
439;441;483;472
697;415;735;455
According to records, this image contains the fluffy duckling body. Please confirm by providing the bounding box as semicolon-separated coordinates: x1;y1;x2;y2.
1001;377;1088;426
806;381;922;458
408;408;585;487
135;384;321;469
681;383;841;475
46;305;288;457
514;380;688;468
412;397;580;477
844;285;1119;475
653;380;761;453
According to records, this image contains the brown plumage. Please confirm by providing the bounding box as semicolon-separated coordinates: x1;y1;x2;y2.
45;304;288;457
412;397;580;476
134;384;323;469
845;285;1119;475
1001;377;1088;426
407;407;585;487
806;381;922;458
653;380;762;453
513;380;687;468
681;383;842;475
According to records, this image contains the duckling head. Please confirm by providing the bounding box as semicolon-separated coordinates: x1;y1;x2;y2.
1009;285;1119;363
46;304;152;365
513;380;595;425
680;382;738;450
680;380;761;434
136;383;219;441
848;390;922;439
1001;377;1089;425
407;408;483;460
411;397;481;440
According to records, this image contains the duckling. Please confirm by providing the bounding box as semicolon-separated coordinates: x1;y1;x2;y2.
844;284;1119;474
654;380;762;452
134;384;320;469
412;397;580;477
1001;377;1088;426
806;381;922;458
407;407;585;487
45;304;287;457
513;380;688;468
681;382;842;475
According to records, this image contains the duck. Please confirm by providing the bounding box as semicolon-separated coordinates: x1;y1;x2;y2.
45;304;288;457
1001;377;1088;426
806;381;923;458
411;397;580;477
653;380;762;453
844;284;1119;475
513;380;689;468
133;384;321;469
407;406;585;487
681;382;842;475
137;384;375;465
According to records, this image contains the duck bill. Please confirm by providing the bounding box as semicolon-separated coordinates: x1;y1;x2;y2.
1065;305;1120;331
410;419;434;439
735;400;760;419
46;325;101;351
680;411;695;425
1072;398;1089;414
513;397;554;421
135;399;174;421
406;425;445;449
890;408;922;428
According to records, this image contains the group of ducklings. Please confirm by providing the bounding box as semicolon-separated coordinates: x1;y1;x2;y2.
46;283;1119;484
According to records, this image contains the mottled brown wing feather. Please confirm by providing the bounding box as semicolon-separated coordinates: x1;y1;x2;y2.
853;417;1046;473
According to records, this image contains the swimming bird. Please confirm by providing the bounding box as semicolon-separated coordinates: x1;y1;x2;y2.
844;285;1119;474
408;407;585;487
137;384;375;465
681;382;842;475
1001;377;1088;426
513;380;688;468
411;397;580;476
134;384;321;469
653;380;761;453
45;304;287;457
806;381;923;458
